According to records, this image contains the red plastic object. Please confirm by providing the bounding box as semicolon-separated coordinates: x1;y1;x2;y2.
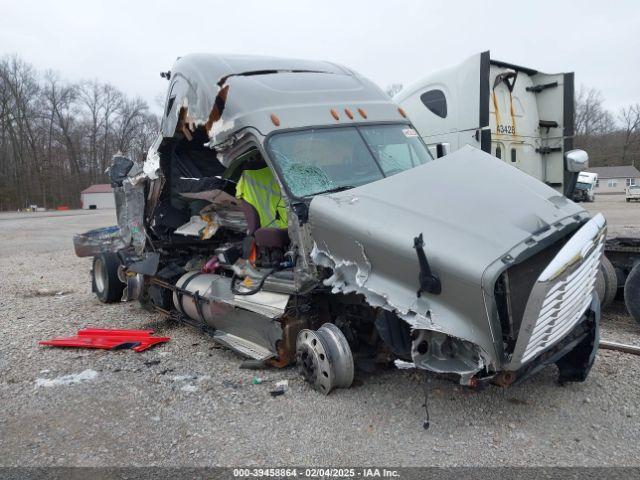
39;328;170;352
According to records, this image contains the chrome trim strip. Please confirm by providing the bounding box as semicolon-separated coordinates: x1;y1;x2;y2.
507;214;606;369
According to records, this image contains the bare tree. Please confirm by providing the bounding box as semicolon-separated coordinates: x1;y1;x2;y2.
574;86;615;136
619;103;640;167
0;54;160;210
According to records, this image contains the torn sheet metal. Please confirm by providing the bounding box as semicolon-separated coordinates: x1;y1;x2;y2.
394;359;416;370
143;134;162;180
307;148;589;375
73;226;126;258
159;54;401;159
114;180;146;254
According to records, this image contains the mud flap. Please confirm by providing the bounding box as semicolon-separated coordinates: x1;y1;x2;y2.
555;294;600;383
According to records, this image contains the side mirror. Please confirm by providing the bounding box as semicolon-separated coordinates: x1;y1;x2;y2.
565;149;589;172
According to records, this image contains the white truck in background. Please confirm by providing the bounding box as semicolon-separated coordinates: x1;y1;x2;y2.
395;51;587;198
627;185;640;202
573;171;598;202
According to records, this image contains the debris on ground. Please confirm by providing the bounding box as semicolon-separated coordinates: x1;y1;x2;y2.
270;379;288;397
25;288;74;298
35;369;98;388
39;328;170;352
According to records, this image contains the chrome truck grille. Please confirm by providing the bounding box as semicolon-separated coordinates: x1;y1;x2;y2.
508;214;606;369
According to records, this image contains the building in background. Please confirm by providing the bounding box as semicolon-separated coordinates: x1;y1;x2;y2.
80;184;115;209
587;166;640;195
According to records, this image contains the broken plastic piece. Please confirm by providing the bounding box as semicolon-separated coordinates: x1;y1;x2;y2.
269;379;288;397
39;328;170;352
174;215;219;239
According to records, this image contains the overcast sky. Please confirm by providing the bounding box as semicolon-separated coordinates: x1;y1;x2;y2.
1;0;638;115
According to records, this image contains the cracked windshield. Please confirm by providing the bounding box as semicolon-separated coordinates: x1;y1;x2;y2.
267;124;432;197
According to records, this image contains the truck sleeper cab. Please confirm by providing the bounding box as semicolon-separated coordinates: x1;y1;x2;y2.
74;54;604;396
395;51;588;198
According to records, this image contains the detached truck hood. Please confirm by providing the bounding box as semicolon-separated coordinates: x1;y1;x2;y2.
308;146;588;367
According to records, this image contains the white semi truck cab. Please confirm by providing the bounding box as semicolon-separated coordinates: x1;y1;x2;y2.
395;51;588;197
574;172;598;202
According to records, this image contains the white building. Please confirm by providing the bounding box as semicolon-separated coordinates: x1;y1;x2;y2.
588;166;640;195
80;184;115;209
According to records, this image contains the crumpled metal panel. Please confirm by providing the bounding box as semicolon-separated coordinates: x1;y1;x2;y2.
73;226;126;258
308;146;588;370
160;54;405;155
114;180;146;255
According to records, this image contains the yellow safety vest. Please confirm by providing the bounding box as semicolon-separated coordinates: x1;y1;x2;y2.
236;167;288;229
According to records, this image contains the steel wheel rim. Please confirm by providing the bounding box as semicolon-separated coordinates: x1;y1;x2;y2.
296;324;354;394
296;329;334;394
94;258;106;293
318;323;354;389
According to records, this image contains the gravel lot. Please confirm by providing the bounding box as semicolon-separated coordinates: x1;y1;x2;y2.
0;201;639;467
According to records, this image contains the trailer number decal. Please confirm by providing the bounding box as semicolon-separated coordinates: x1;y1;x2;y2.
497;124;516;135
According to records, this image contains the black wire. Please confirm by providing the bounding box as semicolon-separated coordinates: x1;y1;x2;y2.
423;371;430;430
230;268;277;296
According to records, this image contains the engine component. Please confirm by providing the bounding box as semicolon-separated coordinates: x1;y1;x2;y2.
122;273;144;302
296;323;354;395
215;243;242;265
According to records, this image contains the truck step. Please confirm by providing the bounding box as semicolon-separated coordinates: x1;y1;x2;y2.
212;331;275;361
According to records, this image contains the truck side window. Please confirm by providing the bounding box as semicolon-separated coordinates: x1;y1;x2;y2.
420;89;447;118
511;148;517;163
495;146;502;159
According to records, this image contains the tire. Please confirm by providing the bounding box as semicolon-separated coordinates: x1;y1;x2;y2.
92;254;125;303
595;269;606;307
624;263;640;325
600;255;618;307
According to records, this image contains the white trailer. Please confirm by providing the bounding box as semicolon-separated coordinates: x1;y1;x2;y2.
395;51;587;197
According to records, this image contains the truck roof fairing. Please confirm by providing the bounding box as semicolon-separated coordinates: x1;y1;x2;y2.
160;54;406;151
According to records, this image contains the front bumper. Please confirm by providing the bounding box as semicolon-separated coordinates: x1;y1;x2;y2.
495;294;600;386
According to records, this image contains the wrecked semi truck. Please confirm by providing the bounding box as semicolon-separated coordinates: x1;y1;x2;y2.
75;54;606;394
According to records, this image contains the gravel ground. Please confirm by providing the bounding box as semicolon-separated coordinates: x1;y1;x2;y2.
0;206;639;467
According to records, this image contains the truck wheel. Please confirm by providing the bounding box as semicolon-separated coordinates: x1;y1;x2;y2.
600;256;618;307
92;254;125;303
595;270;606;307
624;264;640;325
